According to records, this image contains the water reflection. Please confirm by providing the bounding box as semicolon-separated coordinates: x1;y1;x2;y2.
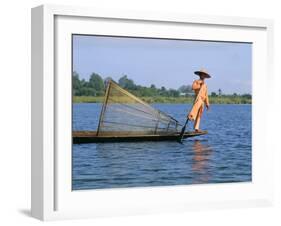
191;140;213;183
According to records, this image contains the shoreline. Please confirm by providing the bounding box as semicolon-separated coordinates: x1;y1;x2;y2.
73;96;252;104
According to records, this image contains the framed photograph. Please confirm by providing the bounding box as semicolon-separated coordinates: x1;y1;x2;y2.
31;4;274;221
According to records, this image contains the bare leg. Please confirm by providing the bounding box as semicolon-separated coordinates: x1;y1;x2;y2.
194;114;201;130
194;105;204;131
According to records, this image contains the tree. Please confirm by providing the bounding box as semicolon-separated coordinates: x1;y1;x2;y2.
178;85;192;94
160;86;166;92
168;89;180;97
80;87;96;96
73;71;82;96
241;94;252;98
88;73;105;96
211;92;217;97
118;75;136;90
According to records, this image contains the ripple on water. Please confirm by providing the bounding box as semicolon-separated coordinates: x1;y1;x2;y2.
72;104;252;190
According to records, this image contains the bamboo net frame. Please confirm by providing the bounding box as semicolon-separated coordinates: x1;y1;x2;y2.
96;80;181;136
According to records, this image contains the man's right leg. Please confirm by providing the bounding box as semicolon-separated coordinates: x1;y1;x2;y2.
194;115;201;131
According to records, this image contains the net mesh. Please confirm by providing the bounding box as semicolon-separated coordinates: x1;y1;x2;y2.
97;81;181;136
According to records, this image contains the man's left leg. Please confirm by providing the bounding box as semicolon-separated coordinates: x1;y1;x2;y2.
194;106;203;131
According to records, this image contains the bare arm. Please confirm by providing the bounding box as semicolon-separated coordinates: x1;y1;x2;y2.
205;87;210;109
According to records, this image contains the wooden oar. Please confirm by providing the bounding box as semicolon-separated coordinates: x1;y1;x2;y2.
177;118;189;143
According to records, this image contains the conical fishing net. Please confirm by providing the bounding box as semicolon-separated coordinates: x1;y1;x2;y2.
97;80;181;136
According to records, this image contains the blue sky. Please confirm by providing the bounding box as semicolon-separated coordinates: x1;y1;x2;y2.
73;35;252;94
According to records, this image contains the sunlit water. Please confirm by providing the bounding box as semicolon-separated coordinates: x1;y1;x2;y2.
72;103;251;190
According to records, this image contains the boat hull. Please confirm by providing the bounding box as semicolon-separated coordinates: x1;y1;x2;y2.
73;131;207;144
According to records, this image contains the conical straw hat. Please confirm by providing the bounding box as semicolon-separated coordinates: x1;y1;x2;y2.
194;69;211;78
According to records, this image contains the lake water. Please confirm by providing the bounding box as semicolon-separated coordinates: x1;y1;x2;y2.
72;103;251;190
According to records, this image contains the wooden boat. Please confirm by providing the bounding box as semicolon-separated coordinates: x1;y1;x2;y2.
73;130;207;144
73;80;207;144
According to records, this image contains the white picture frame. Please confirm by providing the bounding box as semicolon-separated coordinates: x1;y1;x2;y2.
31;4;274;221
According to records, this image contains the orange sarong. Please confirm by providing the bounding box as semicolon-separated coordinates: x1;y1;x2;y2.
188;80;209;130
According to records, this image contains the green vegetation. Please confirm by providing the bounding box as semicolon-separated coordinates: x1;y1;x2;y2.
73;71;252;104
73;95;251;104
74;96;104;103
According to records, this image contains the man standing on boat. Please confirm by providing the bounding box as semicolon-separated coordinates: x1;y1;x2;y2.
188;69;211;132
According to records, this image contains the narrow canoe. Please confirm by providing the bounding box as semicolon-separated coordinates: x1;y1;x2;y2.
73;130;208;144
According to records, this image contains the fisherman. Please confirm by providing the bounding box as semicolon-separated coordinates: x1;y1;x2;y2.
188;69;211;132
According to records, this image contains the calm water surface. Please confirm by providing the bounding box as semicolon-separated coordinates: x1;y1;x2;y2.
72;104;251;190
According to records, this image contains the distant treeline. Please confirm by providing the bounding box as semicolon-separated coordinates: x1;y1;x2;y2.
73;71;191;97
73;71;252;104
